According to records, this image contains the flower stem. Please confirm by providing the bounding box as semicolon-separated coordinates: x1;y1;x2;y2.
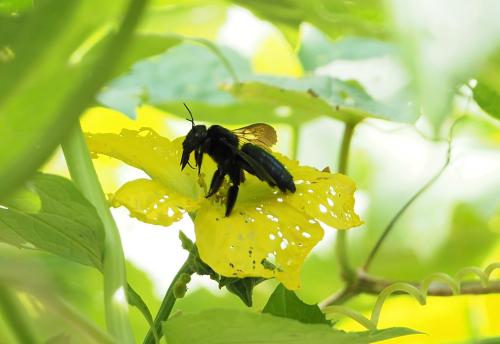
336;121;357;282
0;286;38;344
62;122;134;343
143;258;193;344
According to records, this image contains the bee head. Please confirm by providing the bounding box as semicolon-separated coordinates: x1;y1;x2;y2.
181;103;207;170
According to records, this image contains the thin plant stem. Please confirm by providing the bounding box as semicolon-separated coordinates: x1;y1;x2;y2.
336;122;357;281
362;117;464;271
62;122;134;343
143;258;193;344
0;286;38;344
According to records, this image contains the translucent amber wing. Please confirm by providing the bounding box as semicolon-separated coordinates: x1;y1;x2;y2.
233;123;277;150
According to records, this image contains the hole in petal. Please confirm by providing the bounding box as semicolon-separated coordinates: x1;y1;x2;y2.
302;232;311;239
319;204;327;213
245;216;256;224
280;239;289;250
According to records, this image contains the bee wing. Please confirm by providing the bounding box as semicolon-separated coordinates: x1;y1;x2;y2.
232;123;277;150
219;139;279;187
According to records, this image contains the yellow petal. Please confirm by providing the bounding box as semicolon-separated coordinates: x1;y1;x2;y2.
110;179;200;226
286;166;363;230
86;128;213;201
195;202;324;290
236;153;362;230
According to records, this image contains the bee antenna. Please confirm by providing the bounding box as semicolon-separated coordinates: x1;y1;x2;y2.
183;102;195;128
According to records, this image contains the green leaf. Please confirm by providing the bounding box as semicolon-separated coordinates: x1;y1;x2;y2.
99;43;252;119
163;309;420;344
228;0;388;45
0;0;146;197
127;283;159;344
298;25;396;71
473;80;500;120
218;277;265;307
0;173;104;269
0;185;41;213
100;44;417;124
227;77;417;124
263;284;329;325
111;33;182;80
0;0;32;14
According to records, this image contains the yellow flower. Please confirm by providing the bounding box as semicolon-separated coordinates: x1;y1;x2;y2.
86;127;362;289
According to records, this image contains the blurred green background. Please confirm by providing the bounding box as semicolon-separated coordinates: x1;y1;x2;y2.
0;0;500;343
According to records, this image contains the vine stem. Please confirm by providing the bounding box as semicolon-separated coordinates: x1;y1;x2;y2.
143;258;193;344
0;286;38;344
62;122;134;343
362;117;462;271
336;121;357;282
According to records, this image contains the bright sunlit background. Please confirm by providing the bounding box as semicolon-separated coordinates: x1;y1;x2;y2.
6;1;500;343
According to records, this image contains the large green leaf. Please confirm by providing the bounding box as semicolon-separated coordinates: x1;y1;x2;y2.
0;0;148;197
473;80;500;120
262;284;329;325
100;43;417;124
163;309;420;344
228;0;388;45
473;52;500;121
226;77;417;124
298;25;396;72
0;173;104;269
111;33;182;80
98;43;252;119
0;0;32;14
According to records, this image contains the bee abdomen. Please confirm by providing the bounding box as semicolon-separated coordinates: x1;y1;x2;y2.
241;143;296;193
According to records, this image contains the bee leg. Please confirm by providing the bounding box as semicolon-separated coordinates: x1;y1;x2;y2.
225;165;242;217
206;169;225;198
225;185;239;217
194;148;203;175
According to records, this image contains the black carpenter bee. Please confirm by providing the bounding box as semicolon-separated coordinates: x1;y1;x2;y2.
180;104;296;217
